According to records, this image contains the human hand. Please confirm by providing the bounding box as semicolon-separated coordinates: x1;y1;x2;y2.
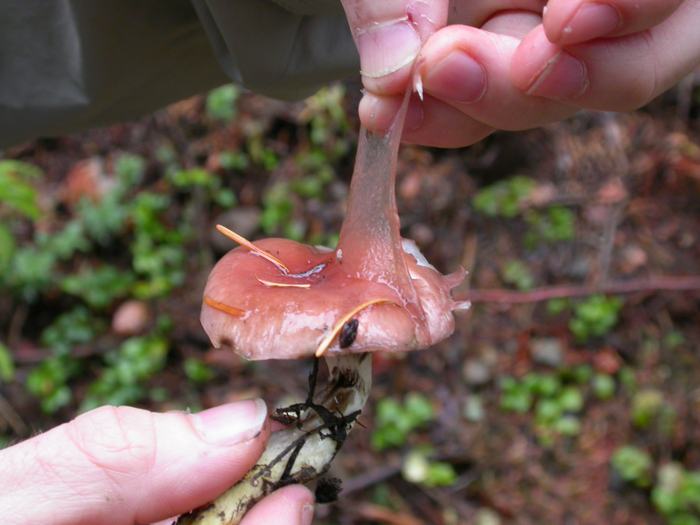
339;0;700;147
0;400;315;525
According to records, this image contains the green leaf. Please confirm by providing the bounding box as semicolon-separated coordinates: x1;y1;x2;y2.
0;223;16;274
60;265;135;310
502;260;535;291
4;246;57;301
0;342;15;382
592;374;616;400
38;219;90;260
404;392;435;425
0;168;41;219
472;176;536;218
206;84;240;123
214;188;237;209
114;153;146;189
218;151;249;171
557;386;584;413
611;445;653;487
168;168;217;188
184;357;215;383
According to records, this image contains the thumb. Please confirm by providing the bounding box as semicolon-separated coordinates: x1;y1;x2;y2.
339;0;448;94
0;400;270;525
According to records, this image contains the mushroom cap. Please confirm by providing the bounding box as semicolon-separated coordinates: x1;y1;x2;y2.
200;238;467;360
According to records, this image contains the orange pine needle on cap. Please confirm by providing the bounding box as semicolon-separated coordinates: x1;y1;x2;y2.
216;224;290;274
204;295;246;317
315;299;394;358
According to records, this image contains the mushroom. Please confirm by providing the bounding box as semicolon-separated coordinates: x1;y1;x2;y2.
178;84;468;525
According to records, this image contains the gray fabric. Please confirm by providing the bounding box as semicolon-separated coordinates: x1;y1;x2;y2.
0;0;359;149
191;0;358;100
269;0;343;16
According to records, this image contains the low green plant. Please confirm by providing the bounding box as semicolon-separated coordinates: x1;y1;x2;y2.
569;295;624;342
0;159;43;220
260;182;298;238
499;370;590;442
76;190;128;246
183;357;215;383
631;389;675;434
591;373;616;400
611;445;654;487
129;191;187;298
371;392;435;451
0;342;15;382
663;330;686;350
171;167;237;209
206;84;241;123
524;205;576;246
302;84;350;148
0;223;15;273
652;463;700;525
502;260;536;291
26;307;100;413
402;448;458;488
218;150;250;171
472;175;536;218
545;297;573;316
60;265;135;310
81;334;169;412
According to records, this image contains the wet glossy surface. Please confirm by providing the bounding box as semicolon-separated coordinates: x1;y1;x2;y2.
201;89;468;360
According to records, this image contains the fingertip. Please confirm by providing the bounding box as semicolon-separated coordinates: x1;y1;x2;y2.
359;93;424;135
545;2;622;46
512;26;589;101
544;0;683;46
239;485;315;525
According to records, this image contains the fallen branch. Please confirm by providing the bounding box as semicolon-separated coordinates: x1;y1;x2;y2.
460;275;700;304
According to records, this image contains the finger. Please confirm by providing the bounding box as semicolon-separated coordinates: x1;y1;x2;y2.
338;0;449;94
448;0;549;27
417;21;579;130
239;485;315;525
360;22;579;147
0;400;270;525
543;0;684;46
512;2;700;111
360;91;496;147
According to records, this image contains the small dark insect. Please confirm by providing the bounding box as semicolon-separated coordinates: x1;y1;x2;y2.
315;477;343;504
339;318;359;348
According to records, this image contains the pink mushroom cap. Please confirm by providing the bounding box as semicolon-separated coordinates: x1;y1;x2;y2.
200;237;467;360
201;82;468;361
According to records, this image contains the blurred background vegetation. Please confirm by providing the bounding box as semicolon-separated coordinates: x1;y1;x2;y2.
2;75;700;524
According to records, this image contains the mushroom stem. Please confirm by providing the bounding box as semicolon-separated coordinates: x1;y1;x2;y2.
175;353;372;525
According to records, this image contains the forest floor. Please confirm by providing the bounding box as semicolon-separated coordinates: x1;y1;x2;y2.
2;76;700;525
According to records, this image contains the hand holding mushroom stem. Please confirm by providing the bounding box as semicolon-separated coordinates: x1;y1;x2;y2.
183;71;467;525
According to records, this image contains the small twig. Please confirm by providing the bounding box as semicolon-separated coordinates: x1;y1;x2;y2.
342;461;403;494
461;275;700;304
355;503;425;525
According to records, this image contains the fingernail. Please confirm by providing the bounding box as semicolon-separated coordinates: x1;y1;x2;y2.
358;20;422;79
191;398;267;446
525;51;588;100
559;3;622;45
424;50;486;104
301;503;315;525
